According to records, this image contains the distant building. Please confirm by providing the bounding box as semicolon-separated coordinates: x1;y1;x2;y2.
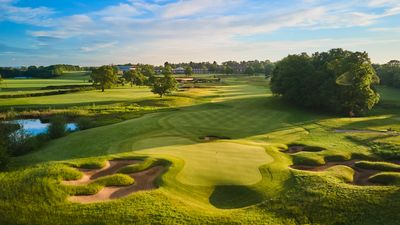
173;67;185;74
116;65;135;75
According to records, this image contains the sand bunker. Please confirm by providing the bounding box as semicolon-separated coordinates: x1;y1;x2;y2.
291;160;399;186
64;160;165;203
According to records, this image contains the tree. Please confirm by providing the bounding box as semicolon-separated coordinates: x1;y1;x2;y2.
245;66;255;75
123;70;147;87
90;65;117;92
271;49;380;116
185;66;193;77
151;74;178;97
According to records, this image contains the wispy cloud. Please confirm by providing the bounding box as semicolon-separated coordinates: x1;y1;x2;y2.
1;0;400;66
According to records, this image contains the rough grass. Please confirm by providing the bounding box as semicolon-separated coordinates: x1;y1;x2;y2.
355;161;400;171
368;172;400;185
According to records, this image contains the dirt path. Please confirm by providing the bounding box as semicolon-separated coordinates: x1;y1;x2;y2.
64;160;166;203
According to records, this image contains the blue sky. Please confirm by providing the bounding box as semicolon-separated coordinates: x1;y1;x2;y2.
0;0;399;66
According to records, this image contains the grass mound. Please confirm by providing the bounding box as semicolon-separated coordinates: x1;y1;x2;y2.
324;165;354;183
94;174;135;186
118;158;158;174
68;159;107;169
59;167;83;181
291;154;325;166
368;172;400;185
355;161;400;172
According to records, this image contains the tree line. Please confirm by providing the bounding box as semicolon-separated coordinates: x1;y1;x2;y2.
91;64;177;97
0;64;85;78
374;60;400;88
157;60;275;76
271;49;380;116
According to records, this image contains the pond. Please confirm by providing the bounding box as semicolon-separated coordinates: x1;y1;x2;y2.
8;119;78;136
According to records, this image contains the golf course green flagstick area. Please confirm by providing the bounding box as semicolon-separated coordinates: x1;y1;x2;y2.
0;71;399;225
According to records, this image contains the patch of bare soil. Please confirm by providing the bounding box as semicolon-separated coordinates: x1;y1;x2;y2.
291;160;387;186
64;160;166;203
200;135;231;141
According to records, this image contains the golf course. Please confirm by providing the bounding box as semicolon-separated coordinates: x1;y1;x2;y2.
0;72;399;225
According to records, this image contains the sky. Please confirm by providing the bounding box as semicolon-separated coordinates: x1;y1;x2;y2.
0;0;399;66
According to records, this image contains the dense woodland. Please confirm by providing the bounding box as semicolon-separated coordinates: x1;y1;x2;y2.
374;60;400;88
271;49;380;116
0;64;84;78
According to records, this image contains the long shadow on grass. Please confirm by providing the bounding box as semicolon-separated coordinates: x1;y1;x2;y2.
209;185;265;209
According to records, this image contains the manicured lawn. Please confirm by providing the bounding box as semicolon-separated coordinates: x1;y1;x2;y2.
0;76;399;224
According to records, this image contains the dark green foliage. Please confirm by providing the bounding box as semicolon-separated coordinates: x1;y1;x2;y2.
0;64;82;78
0;125;10;169
370;143;400;160
151;66;178;97
48;116;66;139
76;117;93;130
90;65;118;92
245;66;255;75
271;49;380;115
123;69;147;87
185;66;193;77
375;60;400;88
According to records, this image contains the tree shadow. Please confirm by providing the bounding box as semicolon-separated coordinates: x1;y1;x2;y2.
209;185;265;209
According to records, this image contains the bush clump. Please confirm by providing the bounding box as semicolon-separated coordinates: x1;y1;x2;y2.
48;116;67;139
76;117;93;130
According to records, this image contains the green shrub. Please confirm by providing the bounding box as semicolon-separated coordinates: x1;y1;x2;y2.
368;172;400;185
355;161;400;172
76;117;93;130
94;174;134;186
48;116;66;139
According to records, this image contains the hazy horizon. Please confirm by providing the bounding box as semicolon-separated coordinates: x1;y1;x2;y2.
1;0;399;66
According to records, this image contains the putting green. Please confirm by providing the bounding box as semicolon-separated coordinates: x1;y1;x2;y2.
139;139;273;186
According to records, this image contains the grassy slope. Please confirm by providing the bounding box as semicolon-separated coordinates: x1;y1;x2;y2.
0;77;399;224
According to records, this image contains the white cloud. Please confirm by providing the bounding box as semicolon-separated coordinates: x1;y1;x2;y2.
0;0;54;26
81;41;118;52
